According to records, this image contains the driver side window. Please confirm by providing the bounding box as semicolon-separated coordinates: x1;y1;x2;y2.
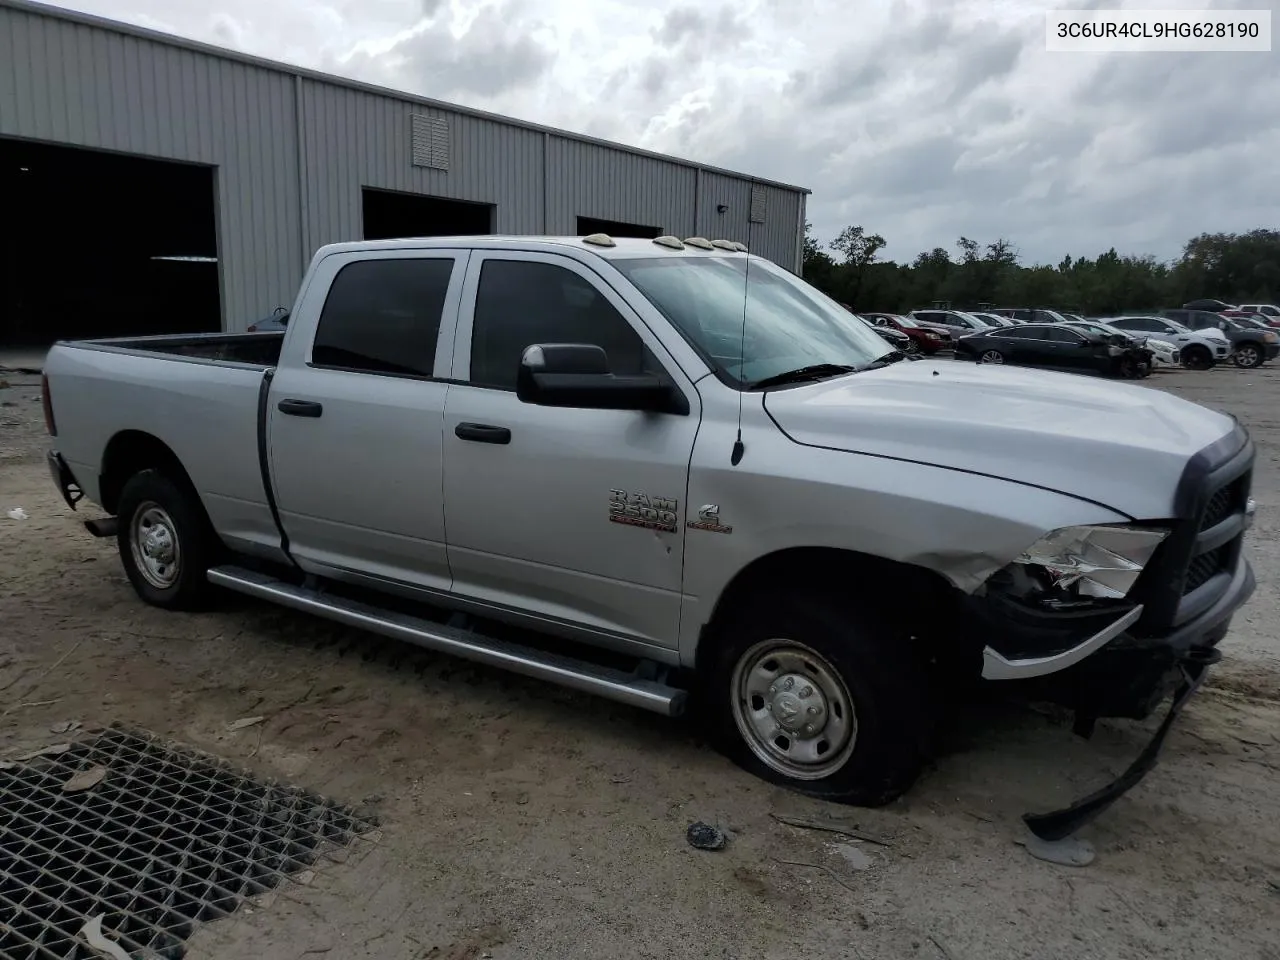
469;259;654;390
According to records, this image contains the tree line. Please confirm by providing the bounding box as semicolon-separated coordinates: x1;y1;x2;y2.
800;225;1280;317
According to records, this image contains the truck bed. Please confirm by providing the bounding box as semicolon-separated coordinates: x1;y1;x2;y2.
73;331;285;367
44;333;286;563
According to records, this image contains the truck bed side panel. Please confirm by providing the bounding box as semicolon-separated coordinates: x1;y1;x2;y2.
44;344;284;559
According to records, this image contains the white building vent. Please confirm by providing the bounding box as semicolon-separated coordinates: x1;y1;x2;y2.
411;114;450;170
749;185;766;223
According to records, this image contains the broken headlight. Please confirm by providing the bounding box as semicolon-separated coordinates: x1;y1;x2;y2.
999;524;1170;607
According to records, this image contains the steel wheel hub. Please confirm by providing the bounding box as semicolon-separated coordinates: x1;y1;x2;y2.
766;673;827;736
731;640;857;780
130;503;181;590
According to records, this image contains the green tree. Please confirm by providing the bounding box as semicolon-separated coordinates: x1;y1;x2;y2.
829;225;887;306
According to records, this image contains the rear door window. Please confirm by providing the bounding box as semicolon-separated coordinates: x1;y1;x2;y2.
312;258;455;377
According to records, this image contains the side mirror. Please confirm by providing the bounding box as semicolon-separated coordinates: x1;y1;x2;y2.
516;344;686;414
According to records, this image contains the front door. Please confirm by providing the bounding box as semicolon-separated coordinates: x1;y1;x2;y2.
440;250;701;652
267;249;467;593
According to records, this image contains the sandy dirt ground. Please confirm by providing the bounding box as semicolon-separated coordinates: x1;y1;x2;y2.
2;361;1278;960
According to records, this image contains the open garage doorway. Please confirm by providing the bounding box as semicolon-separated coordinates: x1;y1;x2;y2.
576;216;663;239
0;138;220;349
362;188;494;240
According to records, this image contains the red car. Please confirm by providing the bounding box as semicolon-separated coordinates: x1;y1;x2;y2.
859;312;953;355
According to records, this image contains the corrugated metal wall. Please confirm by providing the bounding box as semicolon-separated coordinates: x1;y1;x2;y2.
0;3;303;330
546;139;698;236
0;1;807;332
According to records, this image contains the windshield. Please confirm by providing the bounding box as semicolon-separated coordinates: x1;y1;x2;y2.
613;256;893;387
893;314;919;328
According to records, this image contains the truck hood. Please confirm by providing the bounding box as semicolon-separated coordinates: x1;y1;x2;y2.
763;359;1238;519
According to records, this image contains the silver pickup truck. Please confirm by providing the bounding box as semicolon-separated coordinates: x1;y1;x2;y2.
43;234;1256;819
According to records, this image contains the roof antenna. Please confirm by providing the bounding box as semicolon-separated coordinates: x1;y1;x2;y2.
731;232;750;466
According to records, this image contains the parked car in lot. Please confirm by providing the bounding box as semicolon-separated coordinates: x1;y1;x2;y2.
908;308;992;337
1160;309;1279;369
955;323;1153;377
863;319;915;354
1236;303;1280;327
41;234;1257;812
859;312;953;354
968;311;1017;328
246;306;290;332
1062;320;1179;369
1104;316;1230;370
991;307;1072;324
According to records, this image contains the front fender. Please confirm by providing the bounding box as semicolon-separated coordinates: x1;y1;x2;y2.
677;404;1129;666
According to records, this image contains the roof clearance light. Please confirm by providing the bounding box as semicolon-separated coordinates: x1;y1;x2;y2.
684;237;714;250
582;233;616;247
653;235;685;250
731;242;748;252
711;239;737;250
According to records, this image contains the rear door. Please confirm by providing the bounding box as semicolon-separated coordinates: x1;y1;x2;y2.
1045;326;1100;369
1006;326;1061;364
267;249;467;593
439;250;701;652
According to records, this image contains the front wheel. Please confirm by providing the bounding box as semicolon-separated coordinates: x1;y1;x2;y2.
704;590;932;806
117;469;217;610
1182;345;1213;371
1234;343;1264;368
978;349;1005;364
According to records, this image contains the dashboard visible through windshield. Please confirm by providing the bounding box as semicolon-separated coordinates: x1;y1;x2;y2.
612;255;893;388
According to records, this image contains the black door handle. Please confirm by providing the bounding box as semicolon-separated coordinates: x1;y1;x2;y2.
455;422;511;445
278;399;323;418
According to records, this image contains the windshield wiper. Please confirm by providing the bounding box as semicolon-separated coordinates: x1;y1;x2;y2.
748;363;858;390
860;350;907;370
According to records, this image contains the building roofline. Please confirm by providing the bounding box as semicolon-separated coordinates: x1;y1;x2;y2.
5;0;813;196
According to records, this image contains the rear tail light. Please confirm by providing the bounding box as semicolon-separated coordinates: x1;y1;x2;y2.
41;374;57;436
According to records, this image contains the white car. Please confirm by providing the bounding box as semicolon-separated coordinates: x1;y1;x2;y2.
1101;316;1231;370
1145;338;1180;366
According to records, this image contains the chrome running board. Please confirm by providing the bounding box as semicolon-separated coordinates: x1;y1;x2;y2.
207;565;687;717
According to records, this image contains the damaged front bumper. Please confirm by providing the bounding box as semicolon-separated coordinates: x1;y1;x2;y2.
981;552;1255;720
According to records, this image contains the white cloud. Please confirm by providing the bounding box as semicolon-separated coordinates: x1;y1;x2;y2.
49;0;1280;265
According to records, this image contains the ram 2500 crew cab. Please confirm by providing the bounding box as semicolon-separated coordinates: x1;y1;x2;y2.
43;234;1257;816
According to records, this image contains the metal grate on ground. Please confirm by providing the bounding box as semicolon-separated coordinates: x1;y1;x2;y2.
0;725;378;959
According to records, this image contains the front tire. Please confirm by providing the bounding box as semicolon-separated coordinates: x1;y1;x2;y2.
117;469;217;610
704;590;932;806
978;349;1005;364
1234;343;1264;368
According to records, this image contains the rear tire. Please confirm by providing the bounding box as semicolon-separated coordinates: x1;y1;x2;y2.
1182;345;1213;370
117;469;217;610
703;589;932;807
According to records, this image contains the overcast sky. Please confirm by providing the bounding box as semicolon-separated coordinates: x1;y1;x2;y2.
47;0;1280;266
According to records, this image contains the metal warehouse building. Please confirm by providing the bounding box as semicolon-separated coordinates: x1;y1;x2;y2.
0;0;809;347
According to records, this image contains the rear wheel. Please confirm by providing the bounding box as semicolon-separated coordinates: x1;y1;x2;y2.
117;469;217;610
1182;345;1213;370
1233;343;1264;368
704;589;932;806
